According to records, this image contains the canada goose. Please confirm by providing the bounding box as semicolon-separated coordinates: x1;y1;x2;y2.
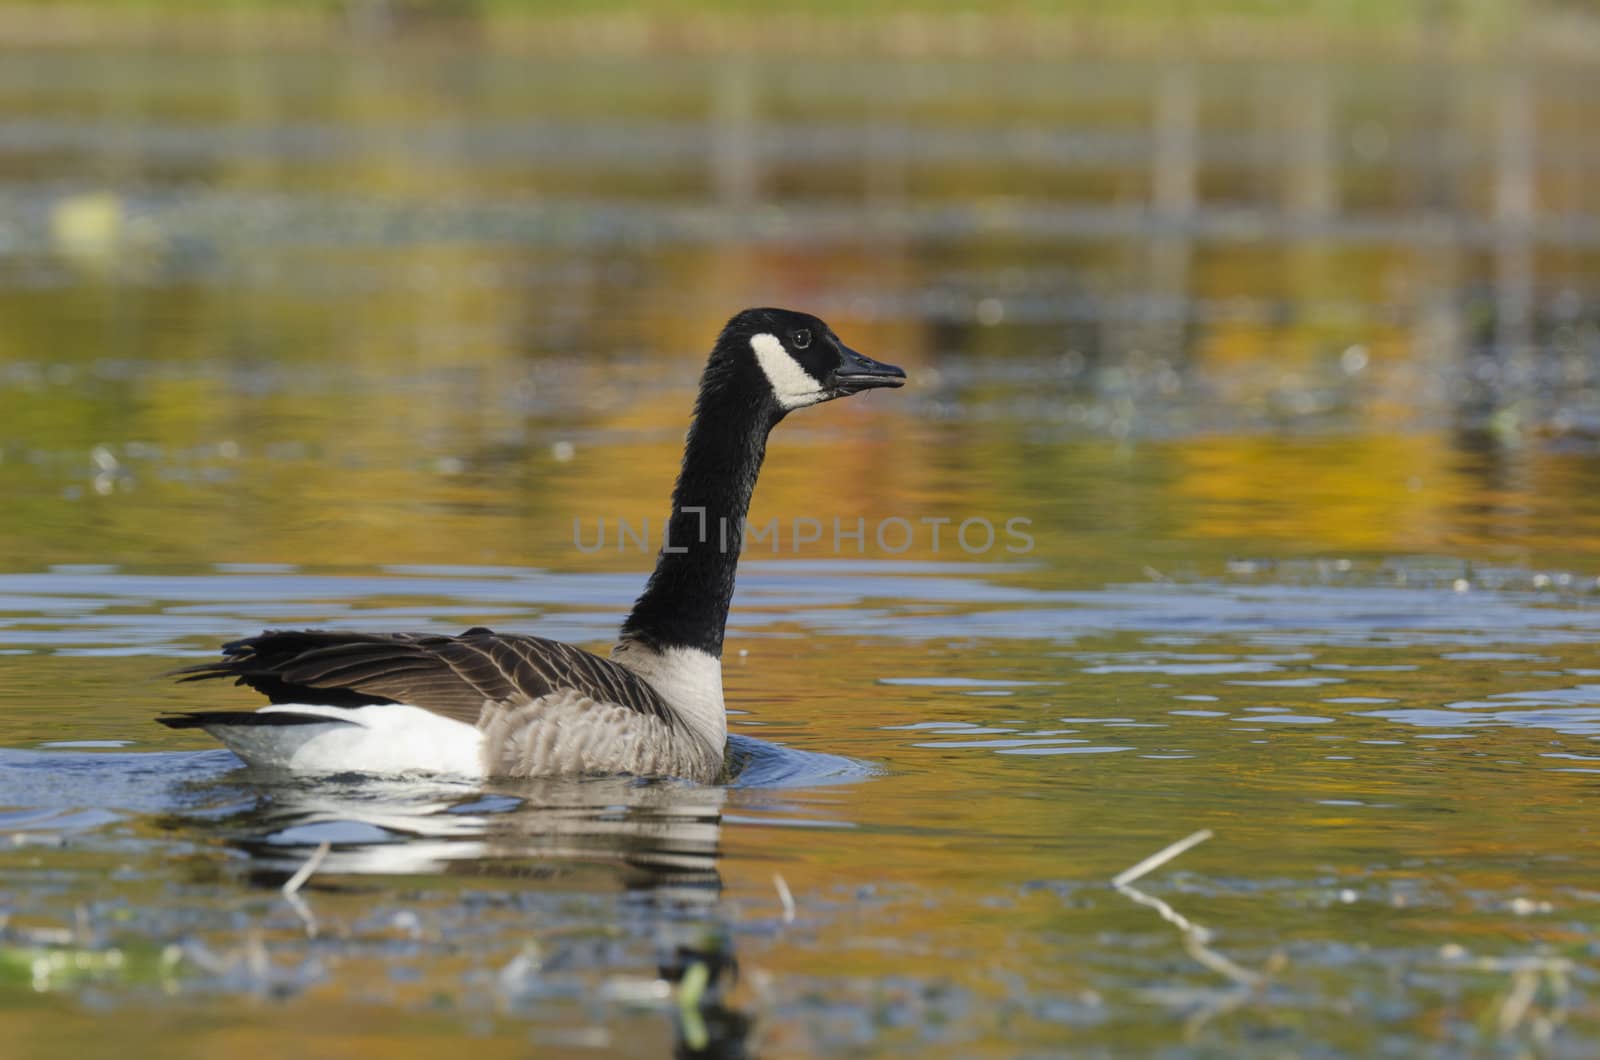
161;308;905;782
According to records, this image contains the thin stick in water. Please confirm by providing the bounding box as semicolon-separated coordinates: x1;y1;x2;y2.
773;872;796;924
1112;829;1214;888
282;841;331;898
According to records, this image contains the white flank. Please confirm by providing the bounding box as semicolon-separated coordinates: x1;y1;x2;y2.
208;704;485;777
610;641;727;752
749;332;825;409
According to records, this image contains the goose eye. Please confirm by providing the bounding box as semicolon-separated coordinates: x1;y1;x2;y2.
791;329;811;350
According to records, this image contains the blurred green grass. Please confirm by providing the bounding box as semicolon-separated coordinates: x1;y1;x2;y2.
0;0;1522;26
0;0;1556;64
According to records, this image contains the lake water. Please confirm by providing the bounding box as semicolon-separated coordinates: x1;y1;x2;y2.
4;21;1600;1057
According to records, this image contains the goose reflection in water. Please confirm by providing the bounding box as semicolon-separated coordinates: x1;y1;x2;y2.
213;771;749;1059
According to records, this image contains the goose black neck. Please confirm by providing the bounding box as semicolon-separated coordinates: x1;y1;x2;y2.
620;362;775;658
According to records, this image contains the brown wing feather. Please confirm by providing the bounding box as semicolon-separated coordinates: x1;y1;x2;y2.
173;629;675;726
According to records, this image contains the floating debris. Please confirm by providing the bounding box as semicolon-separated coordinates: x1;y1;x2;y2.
773;873;796;924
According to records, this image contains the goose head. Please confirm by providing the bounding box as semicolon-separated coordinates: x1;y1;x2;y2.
715;307;905;415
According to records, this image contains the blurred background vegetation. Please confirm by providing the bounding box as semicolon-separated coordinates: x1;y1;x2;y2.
2;0;1599;578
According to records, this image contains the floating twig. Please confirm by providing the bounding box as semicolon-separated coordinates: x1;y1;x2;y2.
1116;875;1212;941
282;841;331;898
1112;829;1277;1003
283;892;317;938
1446;949;1574;1041
282;841;331;938
1497;967;1540;1036
1112;829;1214;888
1182;931;1263;989
773;873;796;924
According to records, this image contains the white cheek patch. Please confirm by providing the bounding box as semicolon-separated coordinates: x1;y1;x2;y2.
749;332;825;410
